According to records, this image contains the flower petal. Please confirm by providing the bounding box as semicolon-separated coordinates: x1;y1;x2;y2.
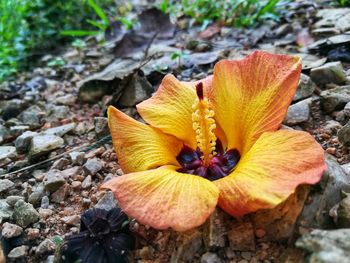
214;130;326;217
212;51;302;154
137;74;212;148
102;165;219;231
108;106;182;173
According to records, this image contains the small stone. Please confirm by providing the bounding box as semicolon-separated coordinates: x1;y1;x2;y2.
15;131;38;153
69;151;85;165
94;117;109;138
201;252;222;263
71;181;82;190
344;102;350;117
336;194;350;228
83;158;102;175
26;76;46;91
228;221;255;251
0;199;14;220
41;196;50;209
0;146;16;160
43;123;77;137
51;183;69;203
29;134;64;160
44;169;66;192
28;184;45;207
81;175;92;189
171;230;203;262
8;245;28;259
26;228;40;240
255;228;266;238
0;179;14;193
6;196;25;207
203;208;226;250
324;120;343;134
39;208;54;219
13;200;40;228
36;238;55;255
294;74;316;101
310;61;347;87
326;147;336;155
51;157;70;170
283;98;311;125
56;94;76;106
95;191;118;210
62;214;80;227
46;105;70;121
320;85;350;113
338;121;350;146
61;166;83;179
1;222;23;238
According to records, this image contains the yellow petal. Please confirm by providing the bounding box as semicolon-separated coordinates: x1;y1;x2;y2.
212;51;302;154
102;165;219;231
214;130;326;217
137;74;212;149
108;106;182;173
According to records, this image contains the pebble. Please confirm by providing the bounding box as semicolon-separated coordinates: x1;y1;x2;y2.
28;184;45;206
255;228;266;238
171;230;203;262
29;134;64;160
320;85;350;113
283;98;311;125
294;74;316;101
95;191;118;210
71;181;82;190
201;252;222;263
0;179;14;193
81;175;92;189
310;61;347;87
83;158;102;175
39;208;54;219
51;183;69;203
228;221;255;251
56;94;76;106
44;169;66;192
94;117;109;138
0;199;14;220
324;120;343;134
41;196;50;209
6;195;25;207
1;222;23;238
61;166;83;179
69;151;85;165
15;131;38;153
36;238;55;255
8;245;28;259
51;157;70;170
62;215;80;227
13;199;40;228
26;228;40;240
0;146;17;160
338;121;350;146
43;123;77;137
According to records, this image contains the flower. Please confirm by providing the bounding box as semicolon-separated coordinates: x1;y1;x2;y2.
102;51;326;231
59;208;135;263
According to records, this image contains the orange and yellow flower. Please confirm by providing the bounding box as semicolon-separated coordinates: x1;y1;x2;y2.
102;51;326;231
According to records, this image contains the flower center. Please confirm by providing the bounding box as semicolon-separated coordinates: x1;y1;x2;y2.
176;82;240;181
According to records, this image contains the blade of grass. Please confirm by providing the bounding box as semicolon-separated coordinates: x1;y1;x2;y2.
60;30;100;36
87;0;109;26
86;19;106;30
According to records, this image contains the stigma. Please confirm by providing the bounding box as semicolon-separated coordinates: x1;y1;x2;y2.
192;82;217;166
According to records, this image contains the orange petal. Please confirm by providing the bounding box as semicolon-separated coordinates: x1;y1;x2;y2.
108;106;182;173
214;130;326;217
212;51;302;154
137;74;212;148
102;165;219;231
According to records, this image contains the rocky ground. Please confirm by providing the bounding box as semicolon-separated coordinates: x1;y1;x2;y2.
1;1;350;262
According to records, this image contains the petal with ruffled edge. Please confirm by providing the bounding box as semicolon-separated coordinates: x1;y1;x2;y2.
102;165;219;231
212;51;302;155
108;106;182;173
137;74;212;149
214;130;326;217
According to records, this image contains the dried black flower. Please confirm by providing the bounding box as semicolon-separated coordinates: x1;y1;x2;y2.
59;208;135;263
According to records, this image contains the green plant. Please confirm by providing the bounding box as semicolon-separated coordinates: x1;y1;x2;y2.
159;0;283;28
336;0;350;6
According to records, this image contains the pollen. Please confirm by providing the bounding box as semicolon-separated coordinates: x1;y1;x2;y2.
192;82;217;166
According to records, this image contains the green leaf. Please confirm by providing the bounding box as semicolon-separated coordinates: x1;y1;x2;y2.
86;19;106;30
60;30;100;37
87;0;109;26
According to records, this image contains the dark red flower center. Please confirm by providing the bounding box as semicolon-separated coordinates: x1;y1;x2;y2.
176;139;240;181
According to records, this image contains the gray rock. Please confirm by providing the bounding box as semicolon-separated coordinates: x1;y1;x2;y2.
44;170;66;192
46;105;70;120
324;120;343;134
8;245;28;259
26;76;46;91
19;108;42;127
13;199;40;227
69;151;85;165
94;117;109;138
0;99;26;120
83;158;102;175
6;196;25;207
0;199;14;220
81;175;92;189
51;158;70;170
9;125;30;137
41;196;50;209
338;121;350;146
0;146;16;160
1;222;23;238
51;183;69;203
95;191;118;210
203;208;226;250
284;98;311;125
298;154;350;229
344;102;350;117
171;230;203;263
28;184;45;207
341;163;350;174
0;179;14;193
0;124;10;140
43;123;76;137
29;134;64;160
294;74;316;101
36;238;55;255
61;166;83;179
296;229;350;263
201;252;222;263
320;85;350;113
228;221;255;251
62;215;80;227
56;94;76;106
335;193;350;228
310;61;347;87
15;131;38;153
